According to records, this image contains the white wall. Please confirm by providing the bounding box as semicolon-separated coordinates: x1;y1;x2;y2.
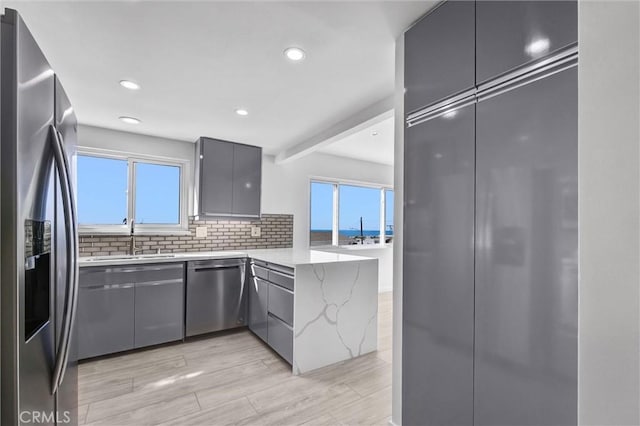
578;2;640;424
391;32;405;426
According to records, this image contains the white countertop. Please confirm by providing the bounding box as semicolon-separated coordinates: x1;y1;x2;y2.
78;248;373;268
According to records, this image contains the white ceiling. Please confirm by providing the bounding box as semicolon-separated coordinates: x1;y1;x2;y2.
319;116;395;165
6;1;435;157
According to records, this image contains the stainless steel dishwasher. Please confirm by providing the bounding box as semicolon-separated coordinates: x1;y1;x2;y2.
185;258;247;337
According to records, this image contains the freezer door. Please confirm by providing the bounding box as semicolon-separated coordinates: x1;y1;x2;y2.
402;103;475;425
1;9;56;425
474;66;578;425
54;78;78;425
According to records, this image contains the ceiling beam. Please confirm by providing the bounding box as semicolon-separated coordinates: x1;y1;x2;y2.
274;95;394;164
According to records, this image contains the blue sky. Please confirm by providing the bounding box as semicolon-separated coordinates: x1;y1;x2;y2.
77;156;179;225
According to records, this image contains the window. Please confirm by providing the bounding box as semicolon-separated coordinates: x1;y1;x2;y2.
309;180;393;246
310;182;334;247
77;151;186;233
77;155;128;225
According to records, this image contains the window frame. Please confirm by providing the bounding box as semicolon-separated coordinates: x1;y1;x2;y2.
77;147;189;235
309;177;394;248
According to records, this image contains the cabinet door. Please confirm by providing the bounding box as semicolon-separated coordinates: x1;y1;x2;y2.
200;138;234;215
134;277;184;348
402;104;475;425
474;67;577;426
77;281;135;359
232;144;261;216
476;1;577;83
404;1;475;113
249;276;268;342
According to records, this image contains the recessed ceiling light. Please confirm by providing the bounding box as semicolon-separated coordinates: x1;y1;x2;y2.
284;47;306;62
235;108;249;116
372;131;378;136
525;37;550;57
119;80;140;90
119;116;141;124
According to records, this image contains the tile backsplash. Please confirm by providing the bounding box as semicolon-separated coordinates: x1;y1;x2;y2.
79;214;293;257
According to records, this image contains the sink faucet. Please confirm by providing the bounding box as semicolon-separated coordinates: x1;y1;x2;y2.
129;219;141;256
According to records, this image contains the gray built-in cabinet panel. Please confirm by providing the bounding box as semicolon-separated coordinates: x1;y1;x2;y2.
474;66;578;426
402;103;476;425
197;137;262;218
476;1;577;84
133;264;185;348
404;0;475;113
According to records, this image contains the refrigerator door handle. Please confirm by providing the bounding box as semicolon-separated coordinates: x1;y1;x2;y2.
50;125;78;394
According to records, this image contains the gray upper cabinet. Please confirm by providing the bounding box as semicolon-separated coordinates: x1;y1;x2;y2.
476;0;577;84
232;143;262;217
196;137;262;218
402;104;476;426
404;1;475;113
199;138;234;215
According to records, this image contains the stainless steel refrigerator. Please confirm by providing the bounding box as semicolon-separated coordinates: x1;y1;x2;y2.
1;8;79;426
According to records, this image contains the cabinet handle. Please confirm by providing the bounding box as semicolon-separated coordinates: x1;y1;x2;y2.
135;279;183;288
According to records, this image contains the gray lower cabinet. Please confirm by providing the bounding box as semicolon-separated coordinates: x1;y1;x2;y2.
404;0;475;113
476;0;577;84
78;263;185;359
78;268;135;359
248;276;269;342
402;103;476;426
267;314;293;364
133;264;185;348
249;260;295;364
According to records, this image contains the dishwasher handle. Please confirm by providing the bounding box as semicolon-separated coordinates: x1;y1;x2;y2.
187;259;245;271
192;265;241;273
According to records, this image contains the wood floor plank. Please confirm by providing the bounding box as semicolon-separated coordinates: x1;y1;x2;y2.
85;393;200;426
78;376;133;406
157;396;257;426
332;386;392;425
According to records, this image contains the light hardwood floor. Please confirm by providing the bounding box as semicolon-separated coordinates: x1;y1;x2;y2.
78;292;393;426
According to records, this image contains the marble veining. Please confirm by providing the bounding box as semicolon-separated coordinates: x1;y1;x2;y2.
293;259;378;374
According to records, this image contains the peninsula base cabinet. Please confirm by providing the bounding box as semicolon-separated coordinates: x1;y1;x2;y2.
248;260;294;364
77;264;185;359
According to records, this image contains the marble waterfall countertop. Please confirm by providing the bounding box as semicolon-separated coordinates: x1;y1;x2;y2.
78;247;373;268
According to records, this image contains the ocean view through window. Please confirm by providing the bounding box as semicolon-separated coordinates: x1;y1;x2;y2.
309;179;393;247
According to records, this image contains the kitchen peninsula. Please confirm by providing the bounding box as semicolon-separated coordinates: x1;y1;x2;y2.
78;248;379;375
